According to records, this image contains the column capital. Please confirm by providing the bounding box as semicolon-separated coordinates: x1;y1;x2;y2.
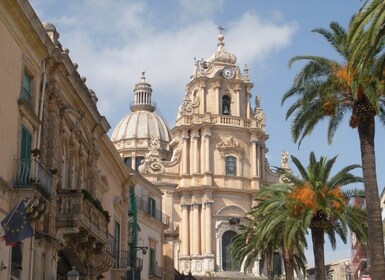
203;201;213;208
191;202;201;209
202;129;211;137
191;129;200;139
181;203;190;210
182;130;189;140
212;81;221;89
250;138;259;144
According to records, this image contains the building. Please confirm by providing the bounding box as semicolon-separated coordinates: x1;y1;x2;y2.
307;259;352;280
111;29;282;278
0;1;166;279
350;197;370;280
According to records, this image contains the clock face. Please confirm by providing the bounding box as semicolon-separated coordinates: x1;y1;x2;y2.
222;67;235;79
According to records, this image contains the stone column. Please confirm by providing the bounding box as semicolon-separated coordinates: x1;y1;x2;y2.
191;202;201;256
191;129;200;174
233;85;241;117
200;82;206;113
250;139;257;177
181;203;190;256
260;143;265;180
203;129;211;173
213;82;220;114
182;130;189;175
204;201;213;254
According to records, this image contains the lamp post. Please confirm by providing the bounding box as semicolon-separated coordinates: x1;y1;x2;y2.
127;187;148;280
67;266;80;280
127;246;148;280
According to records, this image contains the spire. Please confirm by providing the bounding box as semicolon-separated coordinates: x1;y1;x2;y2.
131;71;155;112
217;25;225;48
206;25;237;65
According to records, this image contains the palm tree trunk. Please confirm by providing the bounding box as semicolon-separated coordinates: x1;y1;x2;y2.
311;226;326;280
357;114;385;280
282;240;295;280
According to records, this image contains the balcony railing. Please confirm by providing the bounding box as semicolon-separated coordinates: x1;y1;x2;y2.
57;189;109;241
136;196;170;226
176;113;257;128
14;158;55;199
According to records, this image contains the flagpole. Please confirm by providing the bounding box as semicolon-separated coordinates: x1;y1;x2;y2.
0;199;24;237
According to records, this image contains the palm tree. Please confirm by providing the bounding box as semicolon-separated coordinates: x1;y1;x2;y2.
276;152;367;280
282;21;385;279
232;183;308;280
349;0;385;69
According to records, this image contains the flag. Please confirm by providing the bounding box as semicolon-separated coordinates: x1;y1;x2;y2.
1;201;34;245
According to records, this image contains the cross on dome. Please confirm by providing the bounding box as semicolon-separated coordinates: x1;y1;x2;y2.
141;70;146;82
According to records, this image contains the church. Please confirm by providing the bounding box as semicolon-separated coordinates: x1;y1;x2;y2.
0;0;289;278
111;29;283;278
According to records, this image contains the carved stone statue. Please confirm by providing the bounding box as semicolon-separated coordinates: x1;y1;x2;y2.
280;151;289;169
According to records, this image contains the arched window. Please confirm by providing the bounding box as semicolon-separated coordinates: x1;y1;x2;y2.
124;157;132;169
225;156;237;176
135;156;144;170
222;95;231;115
222;231;239;271
273;252;282;277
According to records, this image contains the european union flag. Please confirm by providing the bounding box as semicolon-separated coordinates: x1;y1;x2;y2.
1;201;34;245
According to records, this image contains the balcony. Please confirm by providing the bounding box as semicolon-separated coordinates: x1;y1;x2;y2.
14;158;55;199
57;189;109;250
176;113;257;128
136;196;170;226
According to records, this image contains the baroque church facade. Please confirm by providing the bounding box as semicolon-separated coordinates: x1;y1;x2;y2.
111;30;283;277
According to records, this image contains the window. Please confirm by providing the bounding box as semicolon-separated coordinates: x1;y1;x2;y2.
222;231;239;271
222;95;231;115
135;156;144;170
21;72;32;103
149;247;155;275
19;126;32;184
11;241;23;279
114;221;120;268
124;157;132;169
273;252;282;277
225;156;237;176
148;197;156;218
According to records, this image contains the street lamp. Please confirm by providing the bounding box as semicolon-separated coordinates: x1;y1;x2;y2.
127;246;148;280
67;266;80;280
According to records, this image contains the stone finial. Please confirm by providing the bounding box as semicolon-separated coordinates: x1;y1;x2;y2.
89;89;98;105
43;22;61;47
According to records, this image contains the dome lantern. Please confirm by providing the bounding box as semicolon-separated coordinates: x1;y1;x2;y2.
131;71;155;112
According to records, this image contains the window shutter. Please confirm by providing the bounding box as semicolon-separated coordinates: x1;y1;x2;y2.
20;126;32;160
149;248;155;275
19;126;32;184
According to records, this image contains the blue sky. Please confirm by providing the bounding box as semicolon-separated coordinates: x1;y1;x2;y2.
30;0;385;267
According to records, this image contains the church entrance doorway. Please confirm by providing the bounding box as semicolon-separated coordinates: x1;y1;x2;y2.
221;230;239;271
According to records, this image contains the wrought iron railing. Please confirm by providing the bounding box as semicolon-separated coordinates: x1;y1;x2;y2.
136;196;170;226
14;158;55;198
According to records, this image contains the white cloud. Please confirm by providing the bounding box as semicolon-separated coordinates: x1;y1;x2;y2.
31;0;298;128
178;0;225;23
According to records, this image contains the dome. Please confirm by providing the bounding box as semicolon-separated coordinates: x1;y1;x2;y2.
111;110;171;142
111;71;171;144
206;28;237;65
